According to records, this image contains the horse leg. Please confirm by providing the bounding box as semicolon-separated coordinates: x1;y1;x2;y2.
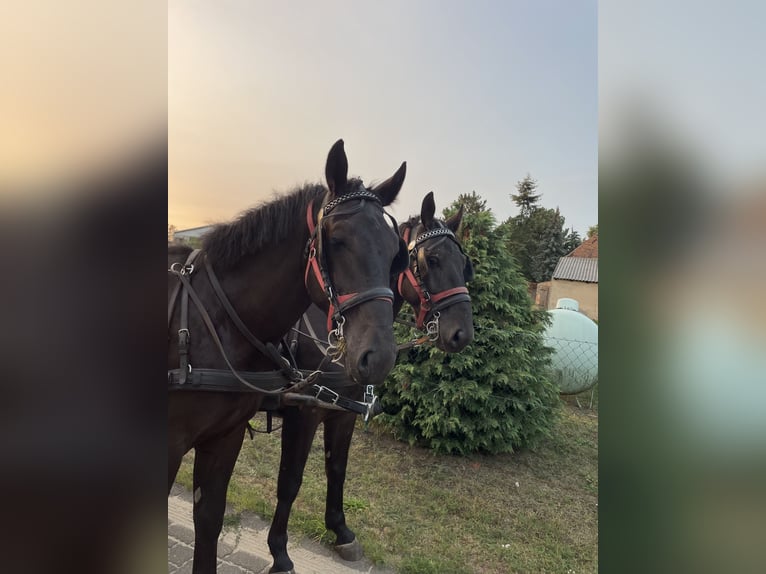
190;425;245;574
324;412;364;561
168;437;188;494
267;407;320;574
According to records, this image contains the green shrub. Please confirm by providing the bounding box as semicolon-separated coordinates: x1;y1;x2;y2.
378;193;560;455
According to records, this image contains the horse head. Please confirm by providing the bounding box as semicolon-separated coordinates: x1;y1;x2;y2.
304;139;408;385
397;191;475;352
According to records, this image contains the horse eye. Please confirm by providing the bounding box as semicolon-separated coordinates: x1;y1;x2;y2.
426;255;439;267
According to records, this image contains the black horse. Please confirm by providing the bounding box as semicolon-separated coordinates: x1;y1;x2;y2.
168;140;410;574
265;192;475;574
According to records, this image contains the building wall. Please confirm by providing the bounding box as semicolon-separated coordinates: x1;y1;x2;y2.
547;279;598;321
534;281;551;309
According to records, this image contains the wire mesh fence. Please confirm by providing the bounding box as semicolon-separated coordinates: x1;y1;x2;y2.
543;336;598;394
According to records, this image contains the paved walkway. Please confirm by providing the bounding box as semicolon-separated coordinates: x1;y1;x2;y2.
168;484;394;574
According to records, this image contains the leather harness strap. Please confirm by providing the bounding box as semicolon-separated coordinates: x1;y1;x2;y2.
171;249;202;384
169;259;371;412
178;283;190;384
203;255;295;379
168;248;200;330
170;263;310;395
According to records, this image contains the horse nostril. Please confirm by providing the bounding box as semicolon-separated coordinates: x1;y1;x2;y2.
450;329;464;349
358;350;373;376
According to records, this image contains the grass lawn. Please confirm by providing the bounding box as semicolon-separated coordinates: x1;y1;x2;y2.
176;397;598;574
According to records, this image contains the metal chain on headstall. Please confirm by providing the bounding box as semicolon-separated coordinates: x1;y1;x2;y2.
425;311;441;341
325;316;347;363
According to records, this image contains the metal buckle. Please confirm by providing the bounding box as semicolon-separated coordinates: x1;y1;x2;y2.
363;385;377;423
314;385;340;405
170;262;194;275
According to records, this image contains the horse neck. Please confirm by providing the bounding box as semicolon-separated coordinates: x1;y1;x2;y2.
217;227;312;345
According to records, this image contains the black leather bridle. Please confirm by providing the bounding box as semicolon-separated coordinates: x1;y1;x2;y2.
397;223;472;331
303;188;406;359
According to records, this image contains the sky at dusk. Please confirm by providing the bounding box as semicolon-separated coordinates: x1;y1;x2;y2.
169;0;597;234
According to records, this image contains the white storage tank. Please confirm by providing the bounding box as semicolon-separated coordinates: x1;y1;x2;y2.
543;298;598;394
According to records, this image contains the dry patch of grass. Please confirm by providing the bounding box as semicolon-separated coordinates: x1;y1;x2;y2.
176;403;597;574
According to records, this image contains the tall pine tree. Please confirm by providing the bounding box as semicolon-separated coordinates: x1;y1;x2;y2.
511;175;541;219
505;176;582;282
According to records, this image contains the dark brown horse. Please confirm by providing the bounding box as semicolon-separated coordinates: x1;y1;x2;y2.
265;192;475;574
168;140;410;574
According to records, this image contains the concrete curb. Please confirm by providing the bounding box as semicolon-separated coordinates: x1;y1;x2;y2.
168;485;394;574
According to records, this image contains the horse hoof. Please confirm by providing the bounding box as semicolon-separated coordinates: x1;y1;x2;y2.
269;570;296;574
335;537;364;561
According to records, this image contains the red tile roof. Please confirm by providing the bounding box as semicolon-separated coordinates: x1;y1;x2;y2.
568;235;598;258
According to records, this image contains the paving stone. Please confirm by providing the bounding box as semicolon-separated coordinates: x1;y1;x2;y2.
227;550;270;573
169;491;395;574
168;523;195;544
218;538;236;558
168;542;194;566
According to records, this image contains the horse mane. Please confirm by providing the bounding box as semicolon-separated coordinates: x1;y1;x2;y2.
203;183;326;271
203;179;369;271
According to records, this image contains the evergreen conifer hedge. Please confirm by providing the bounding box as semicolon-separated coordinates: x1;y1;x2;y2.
377;193;560;455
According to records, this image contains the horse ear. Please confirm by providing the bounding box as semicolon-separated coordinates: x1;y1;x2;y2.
325;139;348;196
420;191;436;228
445;204;464;233
373;161;406;206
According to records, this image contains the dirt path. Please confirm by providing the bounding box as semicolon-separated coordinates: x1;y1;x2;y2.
168;484;395;574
